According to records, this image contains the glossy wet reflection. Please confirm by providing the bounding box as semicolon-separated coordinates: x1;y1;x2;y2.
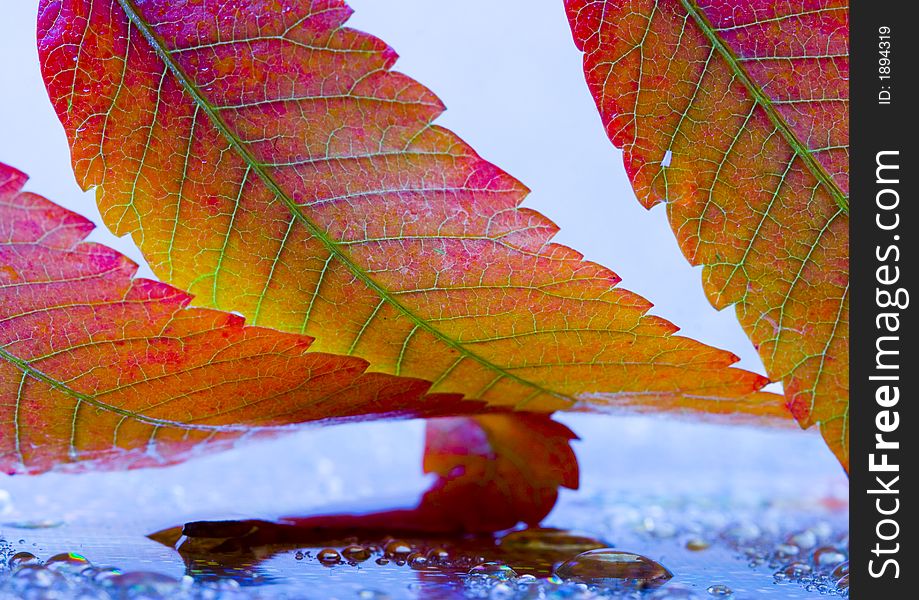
150;519;618;597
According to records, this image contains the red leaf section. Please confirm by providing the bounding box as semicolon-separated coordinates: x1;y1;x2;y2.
0;162;494;474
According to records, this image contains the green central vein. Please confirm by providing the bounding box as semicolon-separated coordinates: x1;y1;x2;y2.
0;346;246;433
116;0;575;409
680;0;849;214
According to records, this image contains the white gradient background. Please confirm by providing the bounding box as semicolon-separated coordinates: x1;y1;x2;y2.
0;1;844;529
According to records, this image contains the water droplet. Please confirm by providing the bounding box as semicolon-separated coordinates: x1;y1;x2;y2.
554;549;672;588
8;551;40;569
384;540;412;559
45;551;90;573
342;544;371;563
498;528;607;554
836;573;849;591
110;571;180;595
778;561;812;580
488;582;515;599
787;530;818;550
294;550;305;560
375;557;390;566
685;538;710;551
650;584;704;599
3;519;63;529
11;564;64;588
85;566;123;583
724;523;761;544
317;548;341;565
813;546;846;568
706;584;733;596
0;488;14;516
426;546;450;562
832;561;849;579
468;562;517;581
408;553;430;570
773;543;800;560
642;517;677;538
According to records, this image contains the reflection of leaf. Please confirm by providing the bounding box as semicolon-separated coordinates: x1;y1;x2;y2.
564;0;849;468
39;0;785;422
0;162;493;475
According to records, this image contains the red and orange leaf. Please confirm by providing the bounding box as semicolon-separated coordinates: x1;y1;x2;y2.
564;0;849;468
215;414;580;535
419;414;578;531
0;162;496;475
39;0;787;422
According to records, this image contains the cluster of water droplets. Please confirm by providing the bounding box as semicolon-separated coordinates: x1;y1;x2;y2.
713;521;849;596
0;544;253;600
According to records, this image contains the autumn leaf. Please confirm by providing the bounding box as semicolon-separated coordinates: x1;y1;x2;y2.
418;414;579;531
564;0;849;468
161;414;579;539
38;0;788;423
0;162;499;475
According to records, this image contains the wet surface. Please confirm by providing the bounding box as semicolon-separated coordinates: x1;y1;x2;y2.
0;417;848;599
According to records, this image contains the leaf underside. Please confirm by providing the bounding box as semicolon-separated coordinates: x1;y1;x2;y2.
565;0;849;468
38;0;788;424
0;163;496;475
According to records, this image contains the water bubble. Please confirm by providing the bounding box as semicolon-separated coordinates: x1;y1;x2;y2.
835;573;849;592
706;584;733;596
342;544;372;563
317;548;341;565
294;550;305;560
554;549;672;588
685;538;710;551
45;552;91;574
383;540;412;559
375;557;390;566
8;551;40;569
